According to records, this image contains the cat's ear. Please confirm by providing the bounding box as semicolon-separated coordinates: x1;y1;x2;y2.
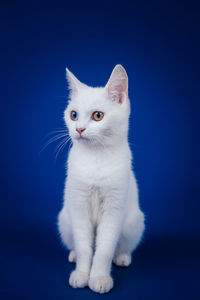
105;64;128;103
66;68;86;95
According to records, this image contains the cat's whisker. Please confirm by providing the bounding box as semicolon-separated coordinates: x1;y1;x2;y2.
56;138;71;159
54;136;72;160
65;139;73;157
45;129;69;138
54;135;71;152
40;132;69;152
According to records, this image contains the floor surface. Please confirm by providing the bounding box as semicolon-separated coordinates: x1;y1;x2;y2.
1;224;199;299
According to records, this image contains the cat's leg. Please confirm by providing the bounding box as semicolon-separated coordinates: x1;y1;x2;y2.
68;191;94;289
88;193;124;294
113;210;145;267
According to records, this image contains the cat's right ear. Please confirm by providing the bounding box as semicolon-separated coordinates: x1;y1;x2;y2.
66;68;86;96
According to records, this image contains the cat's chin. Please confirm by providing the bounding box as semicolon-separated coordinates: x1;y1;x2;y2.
73;136;100;146
74;136;92;144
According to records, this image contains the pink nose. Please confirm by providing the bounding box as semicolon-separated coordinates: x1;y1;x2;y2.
76;128;86;135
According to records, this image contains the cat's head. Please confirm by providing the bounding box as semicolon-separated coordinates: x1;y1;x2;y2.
64;65;130;147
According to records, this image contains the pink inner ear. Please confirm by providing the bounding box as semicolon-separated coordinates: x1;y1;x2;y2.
106;65;128;103
107;82;126;104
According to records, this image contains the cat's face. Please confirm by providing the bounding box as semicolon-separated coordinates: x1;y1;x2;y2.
64;65;130;147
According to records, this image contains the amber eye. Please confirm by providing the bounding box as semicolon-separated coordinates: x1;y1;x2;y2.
70;111;78;121
92;111;104;121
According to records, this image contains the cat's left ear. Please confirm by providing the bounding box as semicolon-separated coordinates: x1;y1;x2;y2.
105;64;128;103
66;68;86;96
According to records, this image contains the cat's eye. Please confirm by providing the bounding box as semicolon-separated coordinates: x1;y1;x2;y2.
70;111;78;121
92;111;104;121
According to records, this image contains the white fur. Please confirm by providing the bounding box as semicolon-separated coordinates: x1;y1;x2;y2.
58;65;145;293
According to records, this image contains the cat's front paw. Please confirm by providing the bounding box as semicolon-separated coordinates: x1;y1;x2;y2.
113;253;131;267
69;270;89;288
89;275;113;294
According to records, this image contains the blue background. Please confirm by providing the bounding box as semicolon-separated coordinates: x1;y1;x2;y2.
1;1;200;299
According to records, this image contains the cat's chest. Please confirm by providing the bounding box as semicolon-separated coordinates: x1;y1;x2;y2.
69;151;121;185
88;186;103;226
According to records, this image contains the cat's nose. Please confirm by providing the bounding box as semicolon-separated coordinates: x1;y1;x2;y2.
76;128;86;135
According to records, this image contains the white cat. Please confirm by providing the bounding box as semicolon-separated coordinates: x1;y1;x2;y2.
58;65;145;294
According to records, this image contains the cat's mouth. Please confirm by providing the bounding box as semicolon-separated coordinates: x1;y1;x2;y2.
75;135;90;142
77;135;87;139
74;134;99;145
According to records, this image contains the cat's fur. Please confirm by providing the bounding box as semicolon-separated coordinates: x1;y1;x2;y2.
58;65;145;293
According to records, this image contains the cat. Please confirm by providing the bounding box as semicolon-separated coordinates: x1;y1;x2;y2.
58;65;145;293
